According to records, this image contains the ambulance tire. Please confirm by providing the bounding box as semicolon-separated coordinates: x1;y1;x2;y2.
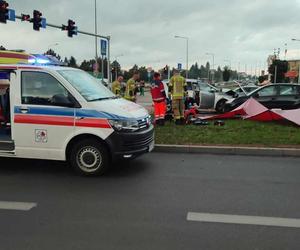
70;139;109;176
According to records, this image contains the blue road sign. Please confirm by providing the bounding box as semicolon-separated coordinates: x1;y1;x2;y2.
178;63;182;70
100;39;107;56
8;9;15;21
41;18;47;29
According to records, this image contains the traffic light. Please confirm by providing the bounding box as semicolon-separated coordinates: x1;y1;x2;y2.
0;0;9;23
21;14;31;22
32;10;46;31
62;19;78;37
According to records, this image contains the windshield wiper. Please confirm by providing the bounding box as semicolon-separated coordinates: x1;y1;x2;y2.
88;96;119;102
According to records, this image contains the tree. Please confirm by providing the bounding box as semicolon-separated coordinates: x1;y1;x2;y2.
223;66;231;82
44;49;61;60
68;56;78;68
268;60;288;83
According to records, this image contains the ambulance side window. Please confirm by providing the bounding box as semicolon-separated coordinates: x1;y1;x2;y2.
21;71;73;107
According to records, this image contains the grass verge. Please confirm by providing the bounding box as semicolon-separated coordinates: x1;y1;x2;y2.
155;120;300;148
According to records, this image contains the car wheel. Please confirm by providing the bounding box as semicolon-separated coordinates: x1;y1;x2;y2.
70;139;109;176
216;99;227;113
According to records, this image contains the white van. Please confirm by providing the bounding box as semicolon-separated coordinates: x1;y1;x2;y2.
0;64;154;176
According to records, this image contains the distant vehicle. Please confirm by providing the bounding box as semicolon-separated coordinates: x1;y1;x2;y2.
225;83;300;112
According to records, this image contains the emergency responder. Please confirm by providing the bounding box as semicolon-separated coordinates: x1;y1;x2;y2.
169;69;187;125
151;72;167;126
125;72;139;102
112;76;123;96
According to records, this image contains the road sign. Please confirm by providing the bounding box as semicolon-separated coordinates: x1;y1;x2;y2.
178;63;182;70
100;39;107;56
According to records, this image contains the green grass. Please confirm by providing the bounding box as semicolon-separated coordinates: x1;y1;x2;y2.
155;120;300;147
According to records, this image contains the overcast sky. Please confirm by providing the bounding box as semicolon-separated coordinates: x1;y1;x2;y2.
1;0;300;73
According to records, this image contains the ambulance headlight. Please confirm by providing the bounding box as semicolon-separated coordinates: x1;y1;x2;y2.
108;119;139;132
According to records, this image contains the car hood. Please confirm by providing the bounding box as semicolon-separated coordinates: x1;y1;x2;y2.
87;98;149;120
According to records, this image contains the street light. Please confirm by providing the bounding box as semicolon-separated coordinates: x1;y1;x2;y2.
114;54;124;79
206;52;215;83
174;35;189;78
291;39;300;83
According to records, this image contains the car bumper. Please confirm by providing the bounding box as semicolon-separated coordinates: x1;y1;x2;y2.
106;125;155;160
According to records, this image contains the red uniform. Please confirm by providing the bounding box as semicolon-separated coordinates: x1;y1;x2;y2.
151;80;166;122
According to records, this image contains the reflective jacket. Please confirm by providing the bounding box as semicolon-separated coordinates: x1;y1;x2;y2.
151;80;166;102
124;78;136;101
112;80;121;96
169;75;187;100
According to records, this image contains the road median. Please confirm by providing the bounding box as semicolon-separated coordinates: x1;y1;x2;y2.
154;144;300;157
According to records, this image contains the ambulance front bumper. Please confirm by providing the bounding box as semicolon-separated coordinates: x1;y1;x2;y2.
106;124;155;160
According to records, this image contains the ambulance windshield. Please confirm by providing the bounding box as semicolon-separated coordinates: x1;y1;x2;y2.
58;69;115;102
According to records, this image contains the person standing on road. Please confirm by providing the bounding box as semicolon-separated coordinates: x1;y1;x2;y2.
139;80;145;96
112;76;123;96
151;72;167;126
169;70;187;125
125;72;139;102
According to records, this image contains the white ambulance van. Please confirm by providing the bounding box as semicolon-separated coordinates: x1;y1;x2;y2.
0;64;154;176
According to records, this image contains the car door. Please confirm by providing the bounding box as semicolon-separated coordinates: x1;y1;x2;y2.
276;85;299;109
13;71;76;158
252;85;278;109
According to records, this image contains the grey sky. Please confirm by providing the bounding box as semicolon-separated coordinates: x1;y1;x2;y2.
1;0;300;73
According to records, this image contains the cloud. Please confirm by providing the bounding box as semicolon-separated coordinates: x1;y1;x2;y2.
1;0;300;72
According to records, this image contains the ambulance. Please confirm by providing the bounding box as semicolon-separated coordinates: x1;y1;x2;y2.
0;57;154;176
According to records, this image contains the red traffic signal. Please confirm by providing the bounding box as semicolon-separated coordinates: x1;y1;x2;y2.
21;14;30;21
0;0;9;23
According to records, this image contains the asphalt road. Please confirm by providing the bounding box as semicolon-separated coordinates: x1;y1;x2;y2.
0;153;300;250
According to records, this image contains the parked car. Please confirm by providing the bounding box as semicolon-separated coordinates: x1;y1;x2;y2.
225;83;300;112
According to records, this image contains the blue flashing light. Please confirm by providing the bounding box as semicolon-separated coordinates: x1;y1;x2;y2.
37;58;50;64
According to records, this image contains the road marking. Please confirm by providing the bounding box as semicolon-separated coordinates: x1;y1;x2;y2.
187;212;300;228
0;201;37;211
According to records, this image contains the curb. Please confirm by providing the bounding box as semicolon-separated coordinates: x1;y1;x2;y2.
154;144;300;157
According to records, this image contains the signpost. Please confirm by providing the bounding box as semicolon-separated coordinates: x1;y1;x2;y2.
178;63;182;71
100;39;107;82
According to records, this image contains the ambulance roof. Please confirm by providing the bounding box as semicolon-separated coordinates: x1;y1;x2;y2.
0;64;75;71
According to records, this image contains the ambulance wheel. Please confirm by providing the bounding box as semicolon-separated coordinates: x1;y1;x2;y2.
70;139;109;176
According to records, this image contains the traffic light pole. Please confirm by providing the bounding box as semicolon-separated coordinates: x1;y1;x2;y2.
14;14;111;83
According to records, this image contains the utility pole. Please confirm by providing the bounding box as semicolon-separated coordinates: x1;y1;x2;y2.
94;0;99;77
174;35;189;79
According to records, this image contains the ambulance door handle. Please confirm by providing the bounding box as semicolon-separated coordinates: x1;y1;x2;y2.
20;107;29;114
75;117;84;120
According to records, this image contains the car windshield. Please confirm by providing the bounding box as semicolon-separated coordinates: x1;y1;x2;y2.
58;70;115;101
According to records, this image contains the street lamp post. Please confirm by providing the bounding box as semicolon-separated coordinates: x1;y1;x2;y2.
174;35;189;79
291;38;300;84
114;54;124;80
206;53;215;83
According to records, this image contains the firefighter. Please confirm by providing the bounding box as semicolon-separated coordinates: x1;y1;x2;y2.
125;72;139;102
151;72;167;126
112;76;123;96
169;70;187;125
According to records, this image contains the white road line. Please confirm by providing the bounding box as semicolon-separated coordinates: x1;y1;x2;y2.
0;201;37;211
187;212;300;228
